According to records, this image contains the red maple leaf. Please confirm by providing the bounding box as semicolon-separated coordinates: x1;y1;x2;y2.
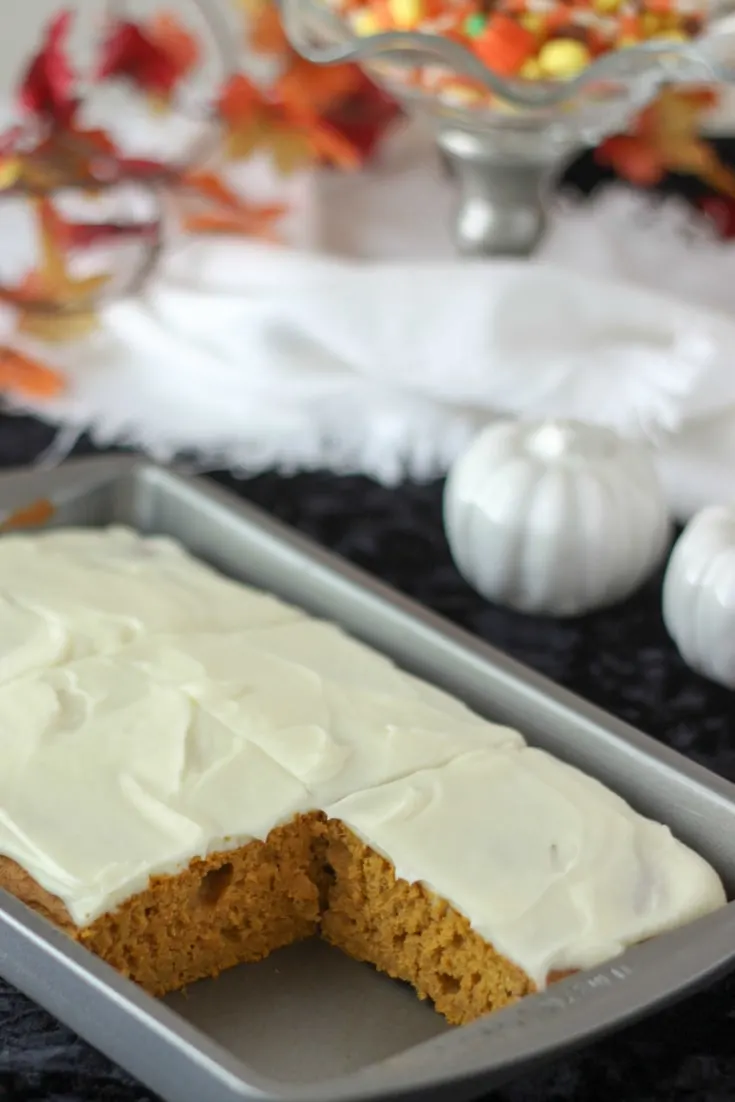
698;195;735;239
147;13;200;79
97;17;196;99
18;11;78;127
61;219;161;249
87;152;173;186
322;72;401;163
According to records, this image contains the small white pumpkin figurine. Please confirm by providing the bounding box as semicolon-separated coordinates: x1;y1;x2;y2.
662;506;735;689
443;418;672;617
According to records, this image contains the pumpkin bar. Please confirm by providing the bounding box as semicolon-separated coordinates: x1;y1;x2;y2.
0;527;725;1024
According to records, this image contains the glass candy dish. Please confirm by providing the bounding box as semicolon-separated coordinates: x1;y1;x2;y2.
279;0;735;254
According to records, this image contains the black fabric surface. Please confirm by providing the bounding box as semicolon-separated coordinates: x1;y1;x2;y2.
0;413;733;1102
2;143;735;1102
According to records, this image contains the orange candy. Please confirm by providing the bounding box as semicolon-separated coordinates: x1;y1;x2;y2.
621;13;642;33
474;13;537;76
543;6;578;32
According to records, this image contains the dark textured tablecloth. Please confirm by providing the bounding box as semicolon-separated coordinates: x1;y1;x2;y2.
0;410;733;1102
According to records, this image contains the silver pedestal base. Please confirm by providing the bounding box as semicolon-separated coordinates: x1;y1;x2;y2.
437;127;573;258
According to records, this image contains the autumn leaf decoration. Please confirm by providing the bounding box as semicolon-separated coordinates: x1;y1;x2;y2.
97;13;201;107
597;87;735;199
19;11;78;126
0;349;64;401
0;500;56;533
233;0;398;167
181;170;287;239
0;196;115;343
0;5;394;233
217;73;362;174
0;2;399;395
0;498;56;531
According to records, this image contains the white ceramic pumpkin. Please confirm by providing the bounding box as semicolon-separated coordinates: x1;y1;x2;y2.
443;418;672;617
662;505;735;689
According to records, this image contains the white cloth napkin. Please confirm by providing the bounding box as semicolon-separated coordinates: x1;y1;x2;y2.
4;110;735;521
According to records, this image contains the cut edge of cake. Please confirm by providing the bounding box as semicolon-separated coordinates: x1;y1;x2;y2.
0;813;538;1025
0;806;726;1027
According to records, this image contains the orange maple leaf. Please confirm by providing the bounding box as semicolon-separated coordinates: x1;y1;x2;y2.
180;169;286;240
596;134;665;186
275;55;363;114
217;74;360;172
0;497;56;531
30;197;109;303
218;73;270;124
236;2;364;115
0;348;65;399
597;87;735;197
281;105;361;170
182;168;273;210
0;198;109;341
182;206;285;239
0;199;107;306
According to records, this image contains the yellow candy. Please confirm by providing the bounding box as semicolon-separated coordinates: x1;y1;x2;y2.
519;58;544;79
388;0;423;28
352;9;383;34
655;29;689;41
538;39;591;78
519;13;544;34
642;14;688;39
593;0;622;12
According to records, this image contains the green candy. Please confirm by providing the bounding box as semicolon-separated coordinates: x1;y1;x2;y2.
463;12;487;36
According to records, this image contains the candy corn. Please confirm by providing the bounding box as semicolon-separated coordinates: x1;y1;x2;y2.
334;0;704;101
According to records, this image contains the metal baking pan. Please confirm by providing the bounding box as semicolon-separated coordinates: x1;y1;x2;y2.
0;455;734;1102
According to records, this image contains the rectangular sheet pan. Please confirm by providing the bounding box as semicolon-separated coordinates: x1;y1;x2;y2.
0;455;734;1102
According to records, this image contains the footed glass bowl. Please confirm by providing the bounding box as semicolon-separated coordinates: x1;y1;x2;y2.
279;0;735;255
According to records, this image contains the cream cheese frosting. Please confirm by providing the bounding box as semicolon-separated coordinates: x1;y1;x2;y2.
325;748;727;986
0;525;727;983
